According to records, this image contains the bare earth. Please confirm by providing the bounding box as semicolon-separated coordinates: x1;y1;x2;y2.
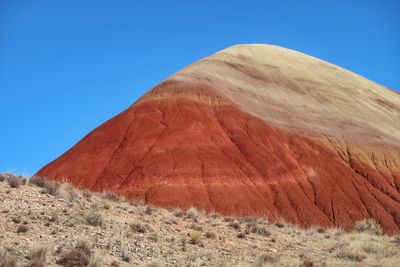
0;174;399;267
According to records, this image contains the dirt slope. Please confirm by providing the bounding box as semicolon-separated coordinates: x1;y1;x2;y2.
36;44;400;234
1;174;400;267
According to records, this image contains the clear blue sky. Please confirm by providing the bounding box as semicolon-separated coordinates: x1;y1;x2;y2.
1;0;399;175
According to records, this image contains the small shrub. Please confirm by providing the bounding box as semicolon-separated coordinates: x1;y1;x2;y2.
186;207;203;218
205;231;216;239
88;253;102;267
239;216;257;224
11;217;21;224
45;181;61;196
393;236;400;245
144;205;154;215
0;249;16;267
237;232;246;238
209;212;220;219
31;178;60;196
300;259;317;267
121;250;130;262
102;201;111;210
129;199;144;206
82;190;92;201
29;246;47;267
255;253;280;265
354;219;383;235
49;210;59;222
148;233;159;242
173;208;186;217
130;223;146;233
245;223;271;236
223;217;235;223
57;240;92;267
189;231;202;245
7;176;21;188
149;261;161;267
190;224;202;231
0;174;6;182
337;250;367;262
65;185;78;203
85;211;103;226
326;227;344;236
17;224;29;233
228;222;241;230
102;192;119;202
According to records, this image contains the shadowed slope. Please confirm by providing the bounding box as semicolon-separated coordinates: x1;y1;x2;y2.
36;45;400;233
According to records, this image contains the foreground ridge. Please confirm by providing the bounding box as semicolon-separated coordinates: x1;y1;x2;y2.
1;173;400;266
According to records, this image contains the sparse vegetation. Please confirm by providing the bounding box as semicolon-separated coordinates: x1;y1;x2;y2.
65;185;78;203
336;250;367;262
255;253;280;265
1;173;400;266
17;224;29;233
49;209;59;222
228;221;241;230
205;231;216;239
57;240;92;267
173;208;186;217
85;211;103;226
102;192;119;202
186;207;203;218
102;201;111;210
245;223;271;236
130;223;146;233
189;231;202;245
236;232;246;238
29;245;47;267
7;175;22;188
31;178;60;196
144;205;154;215
0;249;16;267
121;250;130;262
354;218;383;235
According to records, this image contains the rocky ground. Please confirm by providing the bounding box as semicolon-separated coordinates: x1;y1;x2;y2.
0;173;399;267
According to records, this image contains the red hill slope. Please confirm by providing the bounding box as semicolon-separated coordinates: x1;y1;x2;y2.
36;45;400;233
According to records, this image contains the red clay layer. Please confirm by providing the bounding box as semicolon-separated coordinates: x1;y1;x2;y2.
36;83;400;234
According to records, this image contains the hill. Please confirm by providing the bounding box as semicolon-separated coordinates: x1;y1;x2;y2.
36;44;400;234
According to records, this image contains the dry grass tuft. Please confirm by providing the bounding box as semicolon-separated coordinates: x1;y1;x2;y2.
29;245;47;267
7;176;21;188
245;223;271;236
130;223;146;233
354;219;383;235
31;177;60;196
336;250;366;262
57;240;92;267
85;211;103;226
17;224;29;233
0;248;16;267
186;207;204;218
228;222;241;230
189;231;202;245
102;201;111;210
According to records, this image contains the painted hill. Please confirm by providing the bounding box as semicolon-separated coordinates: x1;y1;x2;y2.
36;44;400;234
